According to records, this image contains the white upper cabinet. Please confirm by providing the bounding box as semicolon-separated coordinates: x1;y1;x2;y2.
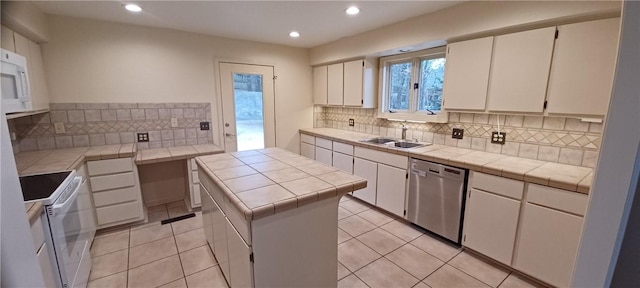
442;37;494;111
313;59;377;108
327;63;344;106
1;26;16;52
546;18;620;116
343;60;364;106
487;27;556;113
313;66;328;105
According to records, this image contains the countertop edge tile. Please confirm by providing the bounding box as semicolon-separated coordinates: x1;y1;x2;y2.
301;128;594;194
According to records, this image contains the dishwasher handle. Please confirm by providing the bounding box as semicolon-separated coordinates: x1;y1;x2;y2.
411;169;427;177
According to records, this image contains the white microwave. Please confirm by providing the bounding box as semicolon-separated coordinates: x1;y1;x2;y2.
1;48;32;113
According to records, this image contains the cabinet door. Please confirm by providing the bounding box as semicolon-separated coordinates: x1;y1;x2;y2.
514;203;584;287
300;142;315;159
442;37;493;110
332;152;353;174
315;147;332;166
487;27;556;113
12;32;29;56
227;220;253;288
327;63;344;106
212;199;230;281
343;60;363;106
1;26;15;52
201;187;214;250
376;164;407;217
313;66;328;105
463;189;520;265
37;244;57;288
27;40;49;111
546;18;620;116
353;158;377;205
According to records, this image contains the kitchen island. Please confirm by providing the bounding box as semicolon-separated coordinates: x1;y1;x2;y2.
196;147;366;287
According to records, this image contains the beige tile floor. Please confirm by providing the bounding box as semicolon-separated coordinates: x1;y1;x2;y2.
88;198;546;288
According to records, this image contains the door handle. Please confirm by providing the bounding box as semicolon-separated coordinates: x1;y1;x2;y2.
225;133;236;137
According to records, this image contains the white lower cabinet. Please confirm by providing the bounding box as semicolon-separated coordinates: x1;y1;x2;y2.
332;151;353;173
315;146;332;166
300;142;315;159
463;188;521;265
36;243;57;288
201;187;214;251
227;220;253;288
212;197;230;281
376;164;407;217
188;159;201;208
352;157;377;205
514;203;584;287
88;157;144;228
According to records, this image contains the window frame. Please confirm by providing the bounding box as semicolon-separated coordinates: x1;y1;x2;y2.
378;46;449;123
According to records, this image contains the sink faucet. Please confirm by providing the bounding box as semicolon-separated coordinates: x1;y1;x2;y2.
401;124;408;140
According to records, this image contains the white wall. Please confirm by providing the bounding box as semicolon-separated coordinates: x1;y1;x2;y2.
43;15;313;152
310;0;621;65
573;1;640;286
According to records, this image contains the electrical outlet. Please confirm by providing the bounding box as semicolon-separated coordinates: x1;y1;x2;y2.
170;118;179;128
349;119;355;126
137;132;149;142
452;128;464;139
491;132;506;145
200;122;210;131
54;122;66;134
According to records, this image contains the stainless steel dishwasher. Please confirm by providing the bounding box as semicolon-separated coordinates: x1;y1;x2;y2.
407;158;468;244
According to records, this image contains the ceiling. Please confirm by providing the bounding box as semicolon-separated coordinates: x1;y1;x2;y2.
32;1;460;48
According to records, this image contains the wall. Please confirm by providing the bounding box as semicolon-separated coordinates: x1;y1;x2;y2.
0;1;50;42
310;1;621;65
9;102;213;151
42;15;312;153
316;107;601;168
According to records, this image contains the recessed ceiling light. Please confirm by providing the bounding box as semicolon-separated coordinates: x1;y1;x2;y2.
124;4;142;13
289;31;300;38
346;6;360;15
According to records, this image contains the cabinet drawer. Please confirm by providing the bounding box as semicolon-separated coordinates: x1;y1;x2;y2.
526;184;588;216
333;142;353;155
190;158;198;171
354;146;408;169
192;184;201;206
192;171;200;184
199;172;226;210
225;196;252;245
90;172;135;192
300;134;315;145
88;158;133;176
315;137;332;150
471;172;524;200
93;186;139;207
30;215;45;251
96;201;143;226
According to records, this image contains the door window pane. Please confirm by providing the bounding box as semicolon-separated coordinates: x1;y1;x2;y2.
234;73;265;151
418;58;446;112
388;62;412;111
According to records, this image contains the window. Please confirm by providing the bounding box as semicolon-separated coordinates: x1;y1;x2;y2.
379;47;447;122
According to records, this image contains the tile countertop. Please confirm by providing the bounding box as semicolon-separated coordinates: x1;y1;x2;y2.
300;128;593;194
16;143;222;224
135;144;224;164
196;148;367;221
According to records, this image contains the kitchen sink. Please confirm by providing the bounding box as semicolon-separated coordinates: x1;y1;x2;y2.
361;137;396;144
393;141;425;149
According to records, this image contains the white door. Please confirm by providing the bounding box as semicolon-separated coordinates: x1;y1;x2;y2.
463;189;521;265
442;37;493;110
343;60;363;106
227;220;253;287
313;66;328;105
353;158;377;205
332;152;353;174
376;164;407;217
220;62;275;152
315;147;333;166
327;63;344;106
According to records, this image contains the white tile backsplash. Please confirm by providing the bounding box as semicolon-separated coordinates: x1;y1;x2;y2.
559;148;584;166
564;118;590;132
523;116;544;129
